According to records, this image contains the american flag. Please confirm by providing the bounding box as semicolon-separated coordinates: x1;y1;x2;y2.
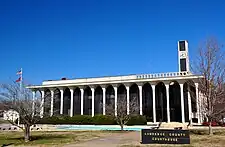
16;77;21;82
16;70;22;75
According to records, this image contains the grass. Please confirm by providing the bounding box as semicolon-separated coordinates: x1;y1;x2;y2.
0;131;115;146
122;136;225;147
121;129;225;147
1;129;225;147
0;118;9;124
122;134;225;147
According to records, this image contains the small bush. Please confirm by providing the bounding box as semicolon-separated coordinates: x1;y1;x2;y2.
36;115;147;125
146;116;153;122
70;115;93;125
92;115;116;125
202;121;218;126
126;115;147;125
37;115;94;125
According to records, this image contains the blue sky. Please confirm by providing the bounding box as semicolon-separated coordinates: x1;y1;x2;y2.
0;0;225;85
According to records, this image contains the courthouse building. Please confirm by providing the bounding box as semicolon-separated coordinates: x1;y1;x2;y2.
28;40;203;124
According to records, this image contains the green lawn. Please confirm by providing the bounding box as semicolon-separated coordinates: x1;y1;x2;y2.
0;131;115;146
122;135;225;147
1;129;225;147
122;129;225;147
0;119;9;124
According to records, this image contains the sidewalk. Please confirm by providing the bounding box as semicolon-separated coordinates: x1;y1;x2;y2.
63;131;140;147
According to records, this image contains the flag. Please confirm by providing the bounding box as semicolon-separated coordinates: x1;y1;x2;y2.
17;70;22;75
16;77;21;82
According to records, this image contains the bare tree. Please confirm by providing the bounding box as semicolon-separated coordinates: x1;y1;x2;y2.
0;82;51;142
193;37;225;135
105;96;139;131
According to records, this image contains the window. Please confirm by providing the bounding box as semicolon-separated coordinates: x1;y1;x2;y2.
180;59;187;71
179;41;186;51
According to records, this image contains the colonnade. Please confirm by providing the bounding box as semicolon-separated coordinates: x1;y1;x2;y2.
33;81;201;123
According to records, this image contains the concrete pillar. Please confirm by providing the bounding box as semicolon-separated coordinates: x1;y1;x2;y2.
102;87;106;115
138;85;143;115
91;87;95;117
80;88;84;115
60;88;64;115
70;88;74;117
50;89;54;116
195;83;201;124
180;84;185;123
114;86;118;116
188;91;192;123
126;86;130;115
32;90;35;117
165;84;170;123
40;90;44;118
152;85;156;123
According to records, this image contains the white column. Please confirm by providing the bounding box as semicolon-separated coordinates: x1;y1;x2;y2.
180;84;185;123
102;87;106;115
32;91;35;117
195;83;200;124
40;90;44;118
80;88;84;115
126;86;130;115
188;91;192;123
165;84;170;123
91;88;95;117
50;89;54;116
70;88;74;117
60;89;64;115
152;85;156;123
138;85;143;115
114;86;118;116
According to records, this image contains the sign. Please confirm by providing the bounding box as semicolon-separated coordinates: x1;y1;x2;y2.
141;129;190;144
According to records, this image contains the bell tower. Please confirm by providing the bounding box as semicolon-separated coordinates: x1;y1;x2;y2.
178;40;190;72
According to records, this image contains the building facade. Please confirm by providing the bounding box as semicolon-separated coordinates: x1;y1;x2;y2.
28;40;203;124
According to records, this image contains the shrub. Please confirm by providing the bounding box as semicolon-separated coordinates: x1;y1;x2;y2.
202;121;218;126
36;115;147;125
37;115;93;125
70;115;93;125
37;116;58;124
146;116;153;122
126;115;147;125
92;115;116;125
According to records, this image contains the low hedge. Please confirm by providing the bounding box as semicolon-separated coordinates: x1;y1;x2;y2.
37;115;95;125
37;115;147;125
92;115;116;125
202;121;225;127
126;115;147;125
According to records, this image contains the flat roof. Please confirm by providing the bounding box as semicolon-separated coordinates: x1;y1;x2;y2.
27;71;203;89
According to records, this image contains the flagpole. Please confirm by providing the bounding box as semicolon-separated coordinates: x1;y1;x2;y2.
20;68;23;92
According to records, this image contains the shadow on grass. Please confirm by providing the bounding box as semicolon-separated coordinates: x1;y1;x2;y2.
190;130;208;135
7;134;68;141
32;134;68;141
105;130;135;133
1;143;14;147
1;135;69;147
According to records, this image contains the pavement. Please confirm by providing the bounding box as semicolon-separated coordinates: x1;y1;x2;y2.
63;131;141;147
